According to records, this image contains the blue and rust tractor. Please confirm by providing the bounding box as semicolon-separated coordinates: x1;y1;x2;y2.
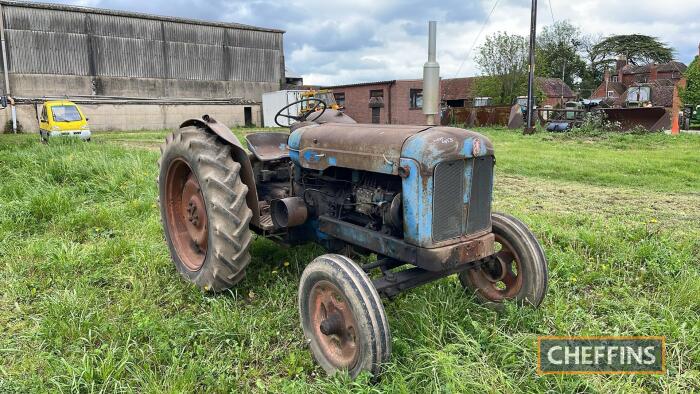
158;99;548;378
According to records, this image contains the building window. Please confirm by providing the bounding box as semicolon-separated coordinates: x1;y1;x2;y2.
607;91;615;98
446;99;465;108
611;75;618;82
370;89;384;98
334;92;345;107
409;89;423;109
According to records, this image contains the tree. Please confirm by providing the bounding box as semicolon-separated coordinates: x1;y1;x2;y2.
474;32;529;105
473;76;544;107
579;34;606;98
535;21;586;90
680;56;700;106
592;34;674;67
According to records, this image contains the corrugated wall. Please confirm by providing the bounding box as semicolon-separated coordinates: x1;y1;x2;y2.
1;4;283;86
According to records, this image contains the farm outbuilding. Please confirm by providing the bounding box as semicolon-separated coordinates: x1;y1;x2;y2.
0;0;285;131
325;77;576;126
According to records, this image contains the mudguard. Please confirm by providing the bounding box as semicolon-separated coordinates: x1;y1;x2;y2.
180;115;261;227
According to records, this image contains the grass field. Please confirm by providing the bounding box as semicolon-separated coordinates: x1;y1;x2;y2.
0;127;699;392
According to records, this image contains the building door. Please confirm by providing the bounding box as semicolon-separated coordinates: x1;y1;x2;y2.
371;107;380;124
244;107;253;126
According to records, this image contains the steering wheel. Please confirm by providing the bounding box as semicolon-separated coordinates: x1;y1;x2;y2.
274;98;327;127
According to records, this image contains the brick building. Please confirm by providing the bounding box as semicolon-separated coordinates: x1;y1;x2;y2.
537;78;576;106
441;77;477;108
324;80;427;124
591;56;687;106
326;76;575;125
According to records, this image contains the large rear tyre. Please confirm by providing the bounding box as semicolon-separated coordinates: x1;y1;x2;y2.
298;254;391;378
158;126;253;291
459;212;548;308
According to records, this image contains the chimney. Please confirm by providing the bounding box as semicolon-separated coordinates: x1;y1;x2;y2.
603;69;610;82
423;21;440;126
649;64;658;81
616;54;627;82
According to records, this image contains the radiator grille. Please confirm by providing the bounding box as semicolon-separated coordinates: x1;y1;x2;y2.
466;156;493;233
432;160;464;242
432;156;493;242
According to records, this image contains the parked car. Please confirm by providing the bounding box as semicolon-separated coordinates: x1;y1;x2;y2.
39;100;91;142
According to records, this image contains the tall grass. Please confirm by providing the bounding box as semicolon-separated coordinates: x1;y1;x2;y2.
0;130;698;392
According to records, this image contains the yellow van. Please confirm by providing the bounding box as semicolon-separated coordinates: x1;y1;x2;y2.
39;100;91;141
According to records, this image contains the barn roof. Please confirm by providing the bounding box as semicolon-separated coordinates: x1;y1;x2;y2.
536;77;575;98
441;77;478;100
0;0;284;33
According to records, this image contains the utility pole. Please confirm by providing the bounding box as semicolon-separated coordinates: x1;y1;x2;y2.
561;60;566;106
524;0;537;134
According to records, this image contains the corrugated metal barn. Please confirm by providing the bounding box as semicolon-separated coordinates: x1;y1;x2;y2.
0;0;285;131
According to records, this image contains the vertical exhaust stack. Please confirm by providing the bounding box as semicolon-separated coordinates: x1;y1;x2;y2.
423;21;440;126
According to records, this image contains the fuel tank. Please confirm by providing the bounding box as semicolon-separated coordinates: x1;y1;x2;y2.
288;123;494;175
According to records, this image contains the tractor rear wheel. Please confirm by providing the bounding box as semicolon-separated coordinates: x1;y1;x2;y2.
158;126;253;291
298;254;391;378
459;212;548;308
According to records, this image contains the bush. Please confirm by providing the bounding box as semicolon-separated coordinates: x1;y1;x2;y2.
4;118;23;133
576;111;621;135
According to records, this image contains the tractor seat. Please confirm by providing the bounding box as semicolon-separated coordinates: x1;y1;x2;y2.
245;132;290;161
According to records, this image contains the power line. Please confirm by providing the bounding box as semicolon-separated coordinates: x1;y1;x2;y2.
452;0;501;79
547;0;555;23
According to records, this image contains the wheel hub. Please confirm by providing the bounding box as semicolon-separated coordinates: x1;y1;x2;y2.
483;256;507;283
467;234;523;301
164;159;208;271
181;174;208;252
320;311;345;336
310;281;358;369
186;201;199;226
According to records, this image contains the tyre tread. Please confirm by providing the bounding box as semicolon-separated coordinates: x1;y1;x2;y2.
158;125;253;292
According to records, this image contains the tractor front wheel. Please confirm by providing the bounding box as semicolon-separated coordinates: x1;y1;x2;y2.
298;254;391;378
459;212;548;308
158;126;253;291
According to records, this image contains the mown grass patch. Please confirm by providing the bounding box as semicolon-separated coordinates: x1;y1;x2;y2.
480;128;700;192
0;129;698;392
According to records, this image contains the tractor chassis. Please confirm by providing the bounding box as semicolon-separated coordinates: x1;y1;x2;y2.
365;256;496;299
318;215;497;298
319;216;495;272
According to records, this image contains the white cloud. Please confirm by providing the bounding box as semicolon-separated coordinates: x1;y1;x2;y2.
44;0;700;85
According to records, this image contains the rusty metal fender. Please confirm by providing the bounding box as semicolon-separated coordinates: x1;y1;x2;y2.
180;115;261;227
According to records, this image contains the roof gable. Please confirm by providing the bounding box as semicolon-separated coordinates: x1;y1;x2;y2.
536;77;575;97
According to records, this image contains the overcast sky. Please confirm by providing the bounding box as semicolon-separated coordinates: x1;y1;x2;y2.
46;0;700;85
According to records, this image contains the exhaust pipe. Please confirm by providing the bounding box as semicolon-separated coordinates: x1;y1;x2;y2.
271;197;308;228
423;21;440;126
